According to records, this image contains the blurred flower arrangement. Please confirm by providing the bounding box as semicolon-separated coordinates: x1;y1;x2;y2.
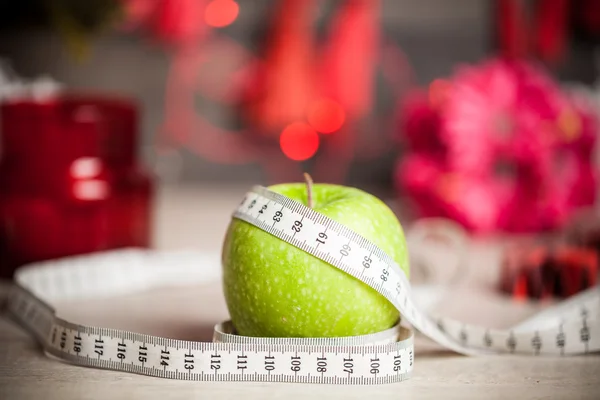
395;58;599;234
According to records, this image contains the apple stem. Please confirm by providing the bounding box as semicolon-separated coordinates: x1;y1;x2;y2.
304;172;314;208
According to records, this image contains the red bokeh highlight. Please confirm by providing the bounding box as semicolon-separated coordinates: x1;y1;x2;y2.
279;122;320;161
204;0;239;28
307;98;346;134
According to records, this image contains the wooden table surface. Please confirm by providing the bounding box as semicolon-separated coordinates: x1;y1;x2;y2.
1;184;599;399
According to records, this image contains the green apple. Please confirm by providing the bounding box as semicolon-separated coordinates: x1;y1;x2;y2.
221;180;409;337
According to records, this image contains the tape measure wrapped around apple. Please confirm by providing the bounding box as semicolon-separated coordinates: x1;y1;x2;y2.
222;174;410;338
4;174;599;385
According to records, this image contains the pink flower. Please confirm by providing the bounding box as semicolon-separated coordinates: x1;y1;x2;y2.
556;91;598;158
396;155;509;232
440;59;563;177
396;57;599;234
397;90;445;158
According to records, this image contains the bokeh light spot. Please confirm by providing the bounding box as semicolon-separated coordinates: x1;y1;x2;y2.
205;0;239;28
280;122;320;161
307;98;346;134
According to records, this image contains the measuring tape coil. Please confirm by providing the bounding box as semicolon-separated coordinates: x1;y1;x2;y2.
5;186;600;385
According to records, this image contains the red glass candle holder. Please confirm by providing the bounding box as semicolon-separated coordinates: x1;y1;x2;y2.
0;93;154;278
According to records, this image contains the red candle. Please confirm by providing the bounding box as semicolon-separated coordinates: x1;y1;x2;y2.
0;93;154;278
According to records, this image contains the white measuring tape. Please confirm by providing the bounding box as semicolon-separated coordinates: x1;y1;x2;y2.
4;185;600;385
